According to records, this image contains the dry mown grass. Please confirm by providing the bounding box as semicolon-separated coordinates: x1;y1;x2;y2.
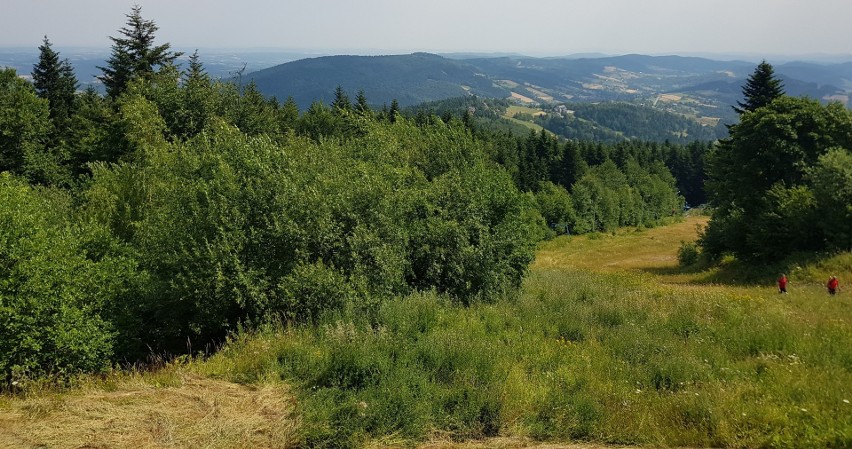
0;370;298;449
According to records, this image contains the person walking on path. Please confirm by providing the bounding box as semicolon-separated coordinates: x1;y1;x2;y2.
827;276;839;295
778;274;788;294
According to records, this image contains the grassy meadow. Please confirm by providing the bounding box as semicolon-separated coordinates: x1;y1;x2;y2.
2;215;850;448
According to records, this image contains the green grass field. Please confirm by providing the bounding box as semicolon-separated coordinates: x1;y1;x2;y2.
503;105;547;133
3;217;850;448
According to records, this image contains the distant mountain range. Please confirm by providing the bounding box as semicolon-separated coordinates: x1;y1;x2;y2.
2;48;849;128
245;53;852;126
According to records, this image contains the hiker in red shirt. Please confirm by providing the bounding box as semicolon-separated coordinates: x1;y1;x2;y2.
777;274;788;294
827;276;839;295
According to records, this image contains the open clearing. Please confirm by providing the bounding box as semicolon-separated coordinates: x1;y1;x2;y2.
2;214;849;448
510;92;536;104
506;105;546;118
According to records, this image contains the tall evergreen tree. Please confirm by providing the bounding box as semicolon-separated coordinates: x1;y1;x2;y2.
180;50;214;138
98;5;181;98
278;96;300;131
355;90;371;116
331;85;351;113
32;36;78;131
733;60;785;115
704;97;852;260
388;99;400;123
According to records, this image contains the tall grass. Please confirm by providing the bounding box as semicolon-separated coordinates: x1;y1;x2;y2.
202;265;852;448
7;215;847;448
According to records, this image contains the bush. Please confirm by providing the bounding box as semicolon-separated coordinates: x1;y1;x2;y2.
0;173;138;382
678;240;701;267
84;117;541;355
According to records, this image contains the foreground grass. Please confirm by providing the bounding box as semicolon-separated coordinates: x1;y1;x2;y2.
2;217;850;448
192;216;850;448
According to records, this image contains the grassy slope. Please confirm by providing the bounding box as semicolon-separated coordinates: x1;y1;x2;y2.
2;216;850;448
502;105;546;133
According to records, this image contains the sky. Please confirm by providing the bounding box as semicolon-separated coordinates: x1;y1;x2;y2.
2;0;851;58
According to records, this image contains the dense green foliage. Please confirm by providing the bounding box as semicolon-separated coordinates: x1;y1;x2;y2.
0;173;137;380
0;68;60;185
32;36;78;139
539;102;724;143
733;60;785;115
0;7;686;381
83;114;542;355
703;95;852;260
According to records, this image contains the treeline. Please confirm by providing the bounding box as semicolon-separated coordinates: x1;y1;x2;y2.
413;95;727;145
0;7;689;382
556;102;725;143
701;62;852;261
410;96;710;207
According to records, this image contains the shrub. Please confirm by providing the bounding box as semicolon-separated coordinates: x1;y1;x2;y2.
0;173;138;382
678;240;701;267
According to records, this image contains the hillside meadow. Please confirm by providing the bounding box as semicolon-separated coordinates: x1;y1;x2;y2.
1;215;849;448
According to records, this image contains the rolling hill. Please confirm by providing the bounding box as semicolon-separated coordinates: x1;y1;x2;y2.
245;52;851;128
245;52;507;108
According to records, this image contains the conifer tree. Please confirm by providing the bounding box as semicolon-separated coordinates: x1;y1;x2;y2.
32;36;77;131
733;60;785;115
279;96;300;131
355;90;371;116
98;5;181;98
331;85;351;113
180;50;214;137
388;99;400;123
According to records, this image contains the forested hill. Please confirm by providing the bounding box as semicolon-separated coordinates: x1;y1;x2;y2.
245;52;508;108
245;52;851;122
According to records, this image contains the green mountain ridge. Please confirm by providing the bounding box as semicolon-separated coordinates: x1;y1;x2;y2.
245;52;850;130
246;52;507;108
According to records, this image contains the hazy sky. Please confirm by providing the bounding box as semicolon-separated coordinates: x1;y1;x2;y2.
2;0;851;57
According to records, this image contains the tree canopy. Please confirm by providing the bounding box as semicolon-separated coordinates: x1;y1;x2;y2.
98;5;181;98
732;60;785;115
1;7;695;381
704;96;852;259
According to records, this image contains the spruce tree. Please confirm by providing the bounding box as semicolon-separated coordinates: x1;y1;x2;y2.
331;85;351;113
180;50;214;138
389;99;400;124
98;5;181;98
355;90;371;116
32;36;77;130
279;96;300;131
733;60;785;115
